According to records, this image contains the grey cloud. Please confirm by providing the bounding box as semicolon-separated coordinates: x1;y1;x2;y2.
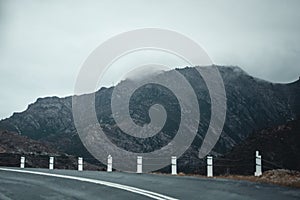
0;0;300;119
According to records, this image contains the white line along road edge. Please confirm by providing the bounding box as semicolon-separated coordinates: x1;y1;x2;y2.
0;168;177;200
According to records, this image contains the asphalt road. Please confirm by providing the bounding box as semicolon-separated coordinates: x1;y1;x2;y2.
0;167;299;200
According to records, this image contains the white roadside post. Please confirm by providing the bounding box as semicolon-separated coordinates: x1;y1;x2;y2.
171;156;177;175
254;151;262;176
137;156;143;174
78;157;83;171
49;157;54;170
207;156;213;177
20;156;25;169
107;155;112;172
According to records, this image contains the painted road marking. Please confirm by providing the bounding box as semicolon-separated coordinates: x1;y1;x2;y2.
0;168;178;200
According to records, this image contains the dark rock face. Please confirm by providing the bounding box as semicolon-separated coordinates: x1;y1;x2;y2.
0;65;299;172
215;119;300;175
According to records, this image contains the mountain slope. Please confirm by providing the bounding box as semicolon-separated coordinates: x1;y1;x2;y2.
0;130;103;170
215;119;300;175
0;130;77;168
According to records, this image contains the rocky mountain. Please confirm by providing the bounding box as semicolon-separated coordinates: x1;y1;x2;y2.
0;65;299;172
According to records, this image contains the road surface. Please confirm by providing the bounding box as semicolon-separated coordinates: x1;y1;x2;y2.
0;167;299;200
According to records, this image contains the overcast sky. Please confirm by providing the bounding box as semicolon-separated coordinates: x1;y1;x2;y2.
1;0;300;120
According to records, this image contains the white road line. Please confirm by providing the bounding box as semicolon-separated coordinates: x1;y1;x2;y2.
0;168;178;200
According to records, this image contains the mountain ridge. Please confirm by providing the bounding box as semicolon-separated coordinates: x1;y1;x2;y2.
3;66;299;121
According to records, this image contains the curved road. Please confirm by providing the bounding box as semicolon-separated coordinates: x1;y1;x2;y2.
0;168;299;200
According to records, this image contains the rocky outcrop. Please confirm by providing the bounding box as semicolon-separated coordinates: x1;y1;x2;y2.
0;130;103;170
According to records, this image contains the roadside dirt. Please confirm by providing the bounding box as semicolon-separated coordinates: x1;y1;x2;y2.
217;169;300;188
